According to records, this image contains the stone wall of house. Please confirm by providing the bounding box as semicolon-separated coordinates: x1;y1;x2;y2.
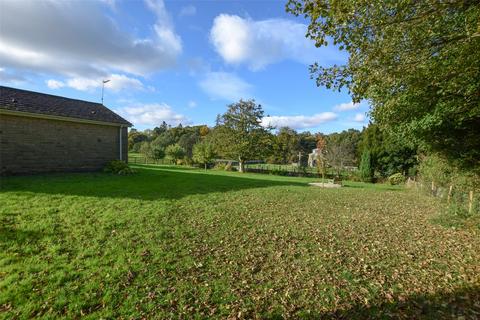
0;114;128;175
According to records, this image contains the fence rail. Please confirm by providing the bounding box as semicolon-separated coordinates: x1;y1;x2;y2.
242;163;356;179
129;155;171;165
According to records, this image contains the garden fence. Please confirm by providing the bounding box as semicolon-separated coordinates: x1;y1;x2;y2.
129;156;172;165
406;177;479;215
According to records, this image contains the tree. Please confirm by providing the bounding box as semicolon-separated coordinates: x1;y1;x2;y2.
152;131;175;150
358;124;418;177
326;129;361;173
270;127;301;164
325;143;352;177
298;131;317;156
213;99;272;172
192;141;216;170
128;129;148;150
178;130;200;160
287;0;480;170
165;144;186;164
199;125;210;138
359;150;374;182
139;141;152;159
138;141;164;160
149;140;165;160
153;121;170;137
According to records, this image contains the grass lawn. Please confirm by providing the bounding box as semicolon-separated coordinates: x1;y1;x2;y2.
1;165;479;319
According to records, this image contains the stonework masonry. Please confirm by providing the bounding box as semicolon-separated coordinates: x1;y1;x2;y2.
0;114;128;175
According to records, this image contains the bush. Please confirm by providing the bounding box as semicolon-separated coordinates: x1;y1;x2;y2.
213;162;226;170
347;171;362;182
104;160;136;175
417;154;453;186
388;173;405;185
418;154;479;190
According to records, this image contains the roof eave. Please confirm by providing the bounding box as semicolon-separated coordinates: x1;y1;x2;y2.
0;109;132;127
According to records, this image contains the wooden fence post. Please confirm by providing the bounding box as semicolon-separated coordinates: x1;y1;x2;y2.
469;191;474;214
448;185;453;204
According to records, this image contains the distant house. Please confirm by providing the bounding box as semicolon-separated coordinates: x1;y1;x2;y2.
0;86;132;175
308;148;321;167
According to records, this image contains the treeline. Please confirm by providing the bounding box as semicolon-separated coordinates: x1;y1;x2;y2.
128;122;210;164
128;100;417;180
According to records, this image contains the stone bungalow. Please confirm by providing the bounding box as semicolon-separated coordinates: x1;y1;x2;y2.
0;86;132;175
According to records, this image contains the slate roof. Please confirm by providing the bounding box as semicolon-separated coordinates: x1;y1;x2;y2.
0;86;132;126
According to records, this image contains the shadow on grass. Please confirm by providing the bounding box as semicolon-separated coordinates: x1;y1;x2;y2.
0;165;309;201
0;226;45;246
268;286;480;319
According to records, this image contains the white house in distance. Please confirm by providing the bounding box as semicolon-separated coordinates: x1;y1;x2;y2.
308;148;322;167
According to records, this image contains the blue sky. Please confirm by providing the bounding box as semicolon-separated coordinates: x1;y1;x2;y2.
0;0;368;133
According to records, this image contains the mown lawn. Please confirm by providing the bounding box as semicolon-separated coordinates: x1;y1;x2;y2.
1;165;479;319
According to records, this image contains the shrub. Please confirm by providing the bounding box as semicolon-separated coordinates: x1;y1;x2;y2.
104;160;136;175
417;154;453;186
388;173;405;185
213;162;226;170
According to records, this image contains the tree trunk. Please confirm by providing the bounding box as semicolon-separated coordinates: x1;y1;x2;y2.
239;159;245;173
204;163;207;171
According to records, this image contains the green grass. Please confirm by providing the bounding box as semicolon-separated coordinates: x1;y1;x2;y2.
1;165;479;319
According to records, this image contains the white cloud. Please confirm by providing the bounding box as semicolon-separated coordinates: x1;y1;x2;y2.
179;5;196;17
66;78;101;91
210;14;345;70
46;79;65;89
334;102;360;111
46;74;144;92
354;113;366;122
199;72;252;101
116;103;188;126
188;100;197;108
262;112;338;130
0;0;181;79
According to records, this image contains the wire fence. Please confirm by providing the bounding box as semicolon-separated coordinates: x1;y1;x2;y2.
129;154;172;165
242;163;357;179
406;177;479;215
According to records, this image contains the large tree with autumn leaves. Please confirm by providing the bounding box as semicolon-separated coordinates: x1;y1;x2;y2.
287;0;480;171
